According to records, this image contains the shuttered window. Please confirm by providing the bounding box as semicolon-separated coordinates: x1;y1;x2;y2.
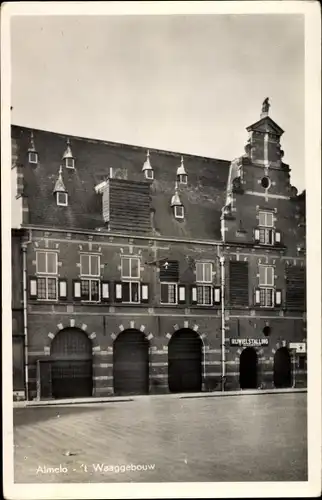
229;261;249;306
160;283;177;304
122;281;140;303
159;260;179;282
197;285;212;305
285;266;306;310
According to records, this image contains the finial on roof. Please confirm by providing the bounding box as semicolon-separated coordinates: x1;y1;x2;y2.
62;138;74;159
53;165;66;193
171;181;182;206
177;155;187;176
261;97;270;118
142;149;152;171
28;131;36;152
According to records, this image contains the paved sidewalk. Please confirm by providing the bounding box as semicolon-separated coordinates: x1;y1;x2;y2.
13;387;306;408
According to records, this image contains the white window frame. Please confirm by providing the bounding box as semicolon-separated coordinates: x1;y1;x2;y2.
259;288;274;308
259;228;274;245
259;265;274;286
144;169;154;180
174;205;184;219
36;251;58;275
121;256;140;280
196;284;213;306
80;278;101;303
28;151;38;164
178;174;188;185
259;265;274;308
80;253;100;277
121;280;141;304
36;276;58;301
65;157;75;169
56;192;68;206
259;211;274;228
196;262;213;283
160;282;178;305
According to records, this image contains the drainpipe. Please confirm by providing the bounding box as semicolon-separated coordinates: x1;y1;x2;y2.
220;252;226;392
22;229;32;401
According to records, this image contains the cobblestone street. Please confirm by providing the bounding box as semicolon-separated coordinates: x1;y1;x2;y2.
14;393;307;483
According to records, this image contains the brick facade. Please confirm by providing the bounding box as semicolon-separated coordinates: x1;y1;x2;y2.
11;101;306;400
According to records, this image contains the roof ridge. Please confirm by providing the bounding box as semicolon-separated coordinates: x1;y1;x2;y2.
11;123;231;165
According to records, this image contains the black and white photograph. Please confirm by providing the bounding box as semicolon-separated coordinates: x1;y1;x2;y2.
2;1;321;499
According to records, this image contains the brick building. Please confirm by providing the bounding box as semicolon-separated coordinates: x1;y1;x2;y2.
11;100;306;401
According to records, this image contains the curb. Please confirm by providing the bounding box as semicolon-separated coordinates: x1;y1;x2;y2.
13;387;307;408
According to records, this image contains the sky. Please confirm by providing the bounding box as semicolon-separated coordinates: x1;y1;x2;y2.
11;13;305;189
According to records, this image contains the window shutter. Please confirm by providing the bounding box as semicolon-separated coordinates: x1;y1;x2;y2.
254;228;260;243
275;231;281;244
101;281;110;302
141;283;149;303
254;288;261;305
58;279;68;300
190;285;197;305
73;280;81;301
213;286;221;305
275;289;282;306
160;283;169;304
269;230;274;245
178;285;186;304
29;277;38;299
115;282;123;302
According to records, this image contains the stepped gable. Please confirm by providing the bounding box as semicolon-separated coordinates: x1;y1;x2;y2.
11;125;230;240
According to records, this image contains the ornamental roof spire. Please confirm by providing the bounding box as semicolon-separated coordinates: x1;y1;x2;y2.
53;165;66;193
176;155;187;176
142;149;153;171
171;181;182;207
260;97;270;119
62;138;74;159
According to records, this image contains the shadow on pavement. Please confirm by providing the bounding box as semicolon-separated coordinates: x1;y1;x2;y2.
13;405;104;427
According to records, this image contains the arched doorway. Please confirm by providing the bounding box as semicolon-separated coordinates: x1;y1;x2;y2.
113;329;149;396
51;328;93;399
168;328;202;393
239;347;258;389
274;347;292;388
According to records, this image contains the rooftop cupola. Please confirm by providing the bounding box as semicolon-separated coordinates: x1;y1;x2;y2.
28;131;38;164
177;156;188;184
142;149;154;180
62;138;75;169
53;165;68;206
171;181;184;219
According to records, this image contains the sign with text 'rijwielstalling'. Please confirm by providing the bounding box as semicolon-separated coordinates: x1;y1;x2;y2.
230;338;269;347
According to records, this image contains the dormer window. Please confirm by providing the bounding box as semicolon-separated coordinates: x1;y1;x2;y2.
65;157;75;169
28;151;38;164
62;139;75;169
28;131;38;164
142;149;154;180
178;174;187;184
56;192;68;206
177;156;188;185
174;205;184;219
171;182;185;220
53;166;68;207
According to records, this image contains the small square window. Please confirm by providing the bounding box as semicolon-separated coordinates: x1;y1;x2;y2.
28;152;38;164
145;170;154;180
174;205;184;219
65;157;75;169
57;192;68;206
